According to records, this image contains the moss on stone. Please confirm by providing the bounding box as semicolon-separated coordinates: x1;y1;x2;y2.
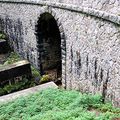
3;52;21;65
0;33;6;39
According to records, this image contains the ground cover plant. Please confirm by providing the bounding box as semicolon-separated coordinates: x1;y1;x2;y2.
0;88;120;120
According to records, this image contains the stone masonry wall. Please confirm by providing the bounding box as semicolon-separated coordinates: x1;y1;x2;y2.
0;3;40;68
0;0;120;107
1;0;120;15
60;10;120;106
53;0;120;15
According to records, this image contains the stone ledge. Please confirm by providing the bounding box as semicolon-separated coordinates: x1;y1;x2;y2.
0;60;31;82
0;82;58;103
0;0;120;25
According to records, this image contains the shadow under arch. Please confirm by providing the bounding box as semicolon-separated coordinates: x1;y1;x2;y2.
35;12;66;84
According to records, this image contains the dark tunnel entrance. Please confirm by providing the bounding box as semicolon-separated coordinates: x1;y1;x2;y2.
36;13;62;81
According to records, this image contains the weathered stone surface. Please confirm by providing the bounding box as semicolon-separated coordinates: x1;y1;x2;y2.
0;60;31;82
0;0;120;107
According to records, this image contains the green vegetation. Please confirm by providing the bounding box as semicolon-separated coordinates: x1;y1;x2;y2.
3;52;41;78
3;52;21;65
31;66;41;78
0;78;35;96
40;75;51;83
0;88;119;120
0;52;40;96
0;33;6;39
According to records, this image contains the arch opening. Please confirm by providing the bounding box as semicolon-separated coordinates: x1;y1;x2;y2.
36;12;62;81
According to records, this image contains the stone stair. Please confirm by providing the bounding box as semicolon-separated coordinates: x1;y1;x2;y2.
0;82;58;103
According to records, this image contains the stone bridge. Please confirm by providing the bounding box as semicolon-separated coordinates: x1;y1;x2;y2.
0;0;120;106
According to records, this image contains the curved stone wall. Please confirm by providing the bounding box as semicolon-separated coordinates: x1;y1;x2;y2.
59;0;120;15
0;0;120;107
1;0;120;15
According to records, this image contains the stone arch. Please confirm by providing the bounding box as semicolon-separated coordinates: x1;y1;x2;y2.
35;8;66;86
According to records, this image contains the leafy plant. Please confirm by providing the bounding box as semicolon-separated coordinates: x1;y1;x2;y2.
0;88;7;96
3;84;16;93
0;89;119;120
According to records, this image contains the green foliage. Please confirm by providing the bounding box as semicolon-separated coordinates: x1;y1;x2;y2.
0;89;119;120
0;33;6;39
4;52;21;65
41;75;50;83
3;84;16;94
0;88;7;96
0;78;36;96
93;103;120;113
31;66;40;78
0;52;41;96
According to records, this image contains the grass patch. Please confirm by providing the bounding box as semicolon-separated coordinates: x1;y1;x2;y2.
0;89;119;120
